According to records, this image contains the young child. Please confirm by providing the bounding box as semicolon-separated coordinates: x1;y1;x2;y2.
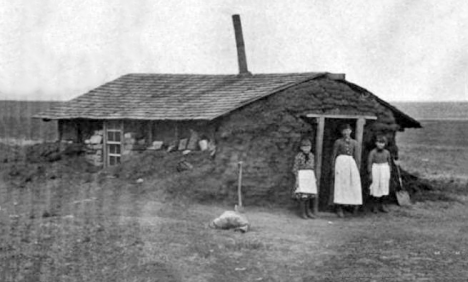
292;139;318;219
331;124;362;218
367;136;391;213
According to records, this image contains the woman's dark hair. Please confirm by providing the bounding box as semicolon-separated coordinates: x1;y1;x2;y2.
299;139;312;161
376;135;387;144
340;123;352;132
300;139;312;147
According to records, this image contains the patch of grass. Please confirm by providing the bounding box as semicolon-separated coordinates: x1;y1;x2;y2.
221;238;271;251
0;215;145;281
412;190;461;203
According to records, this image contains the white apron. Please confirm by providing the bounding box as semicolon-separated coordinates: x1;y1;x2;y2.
369;163;390;197
296;170;318;194
334;155;362;205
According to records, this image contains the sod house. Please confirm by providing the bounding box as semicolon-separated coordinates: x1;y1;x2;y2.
34;15;421;209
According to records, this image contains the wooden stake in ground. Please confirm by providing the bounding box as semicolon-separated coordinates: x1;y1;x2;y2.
235;161;244;213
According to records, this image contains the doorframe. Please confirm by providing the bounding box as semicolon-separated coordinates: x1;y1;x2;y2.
306;114;377;213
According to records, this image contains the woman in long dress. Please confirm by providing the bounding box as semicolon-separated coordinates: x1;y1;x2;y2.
331;124;362;217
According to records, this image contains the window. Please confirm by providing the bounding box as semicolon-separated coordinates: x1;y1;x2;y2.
109;155;120;166
109;144;121;154
106;121;122;166
107;131;121;142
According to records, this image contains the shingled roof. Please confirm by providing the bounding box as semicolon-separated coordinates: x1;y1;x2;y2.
34;73;326;120
34;72;420;128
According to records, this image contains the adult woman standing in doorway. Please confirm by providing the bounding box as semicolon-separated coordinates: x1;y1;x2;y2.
331;124;363;217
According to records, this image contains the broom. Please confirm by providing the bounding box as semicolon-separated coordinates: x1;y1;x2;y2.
394;158;411;206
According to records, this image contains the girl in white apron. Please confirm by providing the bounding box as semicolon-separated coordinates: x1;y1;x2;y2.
331;124;362;218
292;139;318;219
367;136;391;213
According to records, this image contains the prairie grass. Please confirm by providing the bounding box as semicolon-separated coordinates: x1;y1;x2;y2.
397;119;468;181
398;144;468;181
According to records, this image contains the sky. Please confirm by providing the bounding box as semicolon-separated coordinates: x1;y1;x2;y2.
0;0;467;102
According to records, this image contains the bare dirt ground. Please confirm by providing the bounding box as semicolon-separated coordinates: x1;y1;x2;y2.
1;167;468;282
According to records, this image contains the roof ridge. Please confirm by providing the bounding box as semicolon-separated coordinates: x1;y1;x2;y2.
122;72;324;76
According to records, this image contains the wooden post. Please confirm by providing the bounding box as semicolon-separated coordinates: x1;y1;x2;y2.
76;120;82;142
103;121;108;168
314;116;325;214
147;120;153;144
120;120;124;164
237;161;243;208
57;120;64;141
355;118;366;169
26;103;32;140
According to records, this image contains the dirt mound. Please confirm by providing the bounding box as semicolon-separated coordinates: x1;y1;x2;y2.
0;142;26;163
110;151;212;179
397;168;434;193
387;163;434;196
110;151;235;203
25;142;85;163
4;155;98;188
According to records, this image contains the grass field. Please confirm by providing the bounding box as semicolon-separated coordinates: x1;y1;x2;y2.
397;120;468;180
392;101;468;121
